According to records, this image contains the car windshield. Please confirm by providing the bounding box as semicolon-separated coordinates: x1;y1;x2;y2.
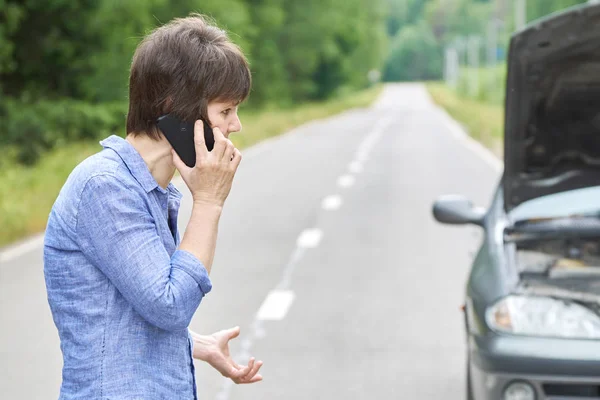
509;185;600;222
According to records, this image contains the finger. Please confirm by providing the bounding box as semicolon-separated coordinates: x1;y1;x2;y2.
228;364;250;379
225;326;241;340
212;126;227;156
242;359;262;381
244;357;255;373
236;364;263;385
230;149;242;170
194;120;209;164
219;360;244;378
231;358;253;379
228;359;252;378
171;149;190;173
240;374;263;384
222;140;235;163
238;358;256;379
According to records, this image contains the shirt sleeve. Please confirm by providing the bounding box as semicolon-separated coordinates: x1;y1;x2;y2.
75;174;212;332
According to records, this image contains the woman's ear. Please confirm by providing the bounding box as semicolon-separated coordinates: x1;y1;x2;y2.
161;96;174;114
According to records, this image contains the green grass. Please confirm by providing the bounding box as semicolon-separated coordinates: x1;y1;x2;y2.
453;64;507;106
0;84;383;248
426;81;504;157
233;86;383;149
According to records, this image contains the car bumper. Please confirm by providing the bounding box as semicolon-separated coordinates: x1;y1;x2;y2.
469;333;600;399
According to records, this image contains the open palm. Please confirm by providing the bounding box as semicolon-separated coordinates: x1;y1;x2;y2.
192;327;263;384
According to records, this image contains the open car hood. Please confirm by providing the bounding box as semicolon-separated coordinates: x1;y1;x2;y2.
503;3;600;212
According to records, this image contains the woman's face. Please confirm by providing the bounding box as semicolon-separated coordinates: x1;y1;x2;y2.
206;100;242;139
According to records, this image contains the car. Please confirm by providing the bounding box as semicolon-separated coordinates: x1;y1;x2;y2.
432;3;600;400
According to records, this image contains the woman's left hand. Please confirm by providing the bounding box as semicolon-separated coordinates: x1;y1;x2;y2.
191;326;263;384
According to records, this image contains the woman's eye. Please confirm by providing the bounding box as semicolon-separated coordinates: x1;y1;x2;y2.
222;109;231;116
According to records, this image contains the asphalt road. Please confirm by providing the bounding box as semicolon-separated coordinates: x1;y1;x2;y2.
0;83;501;399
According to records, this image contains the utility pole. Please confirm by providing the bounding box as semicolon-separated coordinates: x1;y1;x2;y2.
515;0;526;31
486;17;505;91
467;35;481;97
486;19;497;92
487;20;497;66
444;46;459;90
454;35;467;84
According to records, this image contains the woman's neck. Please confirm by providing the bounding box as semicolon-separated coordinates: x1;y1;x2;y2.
126;133;176;189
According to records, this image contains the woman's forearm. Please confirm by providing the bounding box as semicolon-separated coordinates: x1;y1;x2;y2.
179;202;223;274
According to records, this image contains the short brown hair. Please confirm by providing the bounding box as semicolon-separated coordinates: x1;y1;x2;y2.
126;13;252;140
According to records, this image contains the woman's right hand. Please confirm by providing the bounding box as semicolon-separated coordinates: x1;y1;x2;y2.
172;120;242;207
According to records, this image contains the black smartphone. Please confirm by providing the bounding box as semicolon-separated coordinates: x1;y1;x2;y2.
156;114;215;167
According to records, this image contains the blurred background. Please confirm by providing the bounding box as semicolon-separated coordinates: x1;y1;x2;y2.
0;1;597;399
0;0;592;248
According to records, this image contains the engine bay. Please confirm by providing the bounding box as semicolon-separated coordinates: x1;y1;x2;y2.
515;237;600;278
507;236;600;306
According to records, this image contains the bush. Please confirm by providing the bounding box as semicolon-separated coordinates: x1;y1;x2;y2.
454;65;507;106
0;100;127;165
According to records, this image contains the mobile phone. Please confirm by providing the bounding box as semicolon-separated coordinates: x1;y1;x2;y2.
156;114;215;167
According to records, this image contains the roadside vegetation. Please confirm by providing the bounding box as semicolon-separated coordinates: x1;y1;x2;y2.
0;85;382;247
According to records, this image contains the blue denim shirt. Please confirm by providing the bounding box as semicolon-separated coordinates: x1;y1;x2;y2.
43;135;212;399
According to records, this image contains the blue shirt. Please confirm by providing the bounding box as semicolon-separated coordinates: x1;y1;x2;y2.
43;135;212;399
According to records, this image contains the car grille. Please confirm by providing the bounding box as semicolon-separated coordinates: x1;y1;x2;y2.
544;382;600;399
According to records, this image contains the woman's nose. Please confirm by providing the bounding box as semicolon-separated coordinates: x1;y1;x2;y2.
230;115;242;133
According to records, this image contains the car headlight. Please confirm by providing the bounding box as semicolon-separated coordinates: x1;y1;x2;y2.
485;295;600;339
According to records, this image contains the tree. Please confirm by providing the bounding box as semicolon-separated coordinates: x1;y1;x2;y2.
383;20;442;81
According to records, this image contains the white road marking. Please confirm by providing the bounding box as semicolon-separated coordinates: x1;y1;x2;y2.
0;84;500;272
255;323;267;339
353;116;391;165
215;93;395;400
355;150;369;163
215;245;306;399
209;84;503;400
337;175;355;188
296;228;323;249
0;120;323;265
0;234;45;264
349;161;363;173
256;290;296;321
322;195;343;210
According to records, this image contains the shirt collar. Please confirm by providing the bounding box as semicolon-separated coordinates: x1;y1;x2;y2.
167;183;183;201
100;135;177;196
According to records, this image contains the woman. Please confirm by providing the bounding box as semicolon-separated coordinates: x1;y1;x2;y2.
43;13;262;399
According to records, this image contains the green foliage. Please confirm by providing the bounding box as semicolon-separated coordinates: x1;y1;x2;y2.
0;100;126;165
423;0;492;45
77;0;167;102
0;0;388;105
1;1;106;99
381;0;590;87
386;0;430;36
383;21;442;81
526;0;589;24
454;65;507;105
0;0;24;76
0;0;388;165
442;0;589;107
0;85;383;247
278;0;387;101
382;0;493;83
245;0;290;107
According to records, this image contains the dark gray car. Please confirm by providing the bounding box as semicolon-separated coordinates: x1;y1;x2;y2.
432;3;600;400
